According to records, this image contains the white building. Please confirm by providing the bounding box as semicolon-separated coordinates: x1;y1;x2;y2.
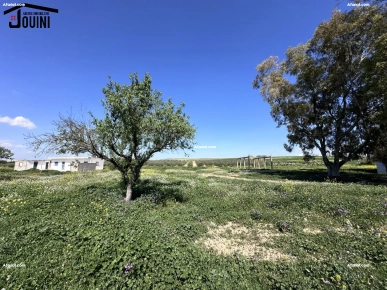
14;160;49;171
14;156;105;172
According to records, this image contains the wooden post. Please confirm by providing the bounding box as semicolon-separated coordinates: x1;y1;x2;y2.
264;157;267;169
253;159;255;168
270;156;273;170
248;156;250;169
258;158;260;169
243;158;245;169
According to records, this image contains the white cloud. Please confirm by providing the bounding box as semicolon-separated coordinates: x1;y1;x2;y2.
0;140;27;149
0;141;13;147
0;116;36;129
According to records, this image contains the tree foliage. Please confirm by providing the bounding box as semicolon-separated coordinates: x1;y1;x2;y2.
361;5;387;165
25;73;196;201
0;146;14;160
253;4;387;177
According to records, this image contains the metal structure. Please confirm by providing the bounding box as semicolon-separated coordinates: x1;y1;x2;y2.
236;155;272;169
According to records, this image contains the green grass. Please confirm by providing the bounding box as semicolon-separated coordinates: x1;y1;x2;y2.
144;156;376;169
0;166;386;289
0;166;70;182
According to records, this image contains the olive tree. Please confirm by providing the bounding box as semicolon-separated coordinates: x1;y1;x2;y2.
0;146;14;160
25;73;196;202
253;4;386;178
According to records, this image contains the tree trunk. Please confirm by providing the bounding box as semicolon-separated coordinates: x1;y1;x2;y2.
125;183;133;203
327;162;340;179
121;167;141;202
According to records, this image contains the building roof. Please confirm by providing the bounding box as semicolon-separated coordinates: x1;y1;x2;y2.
14;156;101;162
48;156;92;160
14;160;48;162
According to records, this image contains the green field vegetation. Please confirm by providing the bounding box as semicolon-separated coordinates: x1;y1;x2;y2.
0;163;386;289
144;156;376;172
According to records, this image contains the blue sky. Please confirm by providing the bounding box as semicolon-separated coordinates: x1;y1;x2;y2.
1;0;359;160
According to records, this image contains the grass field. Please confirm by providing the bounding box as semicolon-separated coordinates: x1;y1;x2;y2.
0;159;386;289
144;156;372;169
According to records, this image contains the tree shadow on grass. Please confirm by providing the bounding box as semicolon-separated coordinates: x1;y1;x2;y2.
131;178;189;204
243;168;387;185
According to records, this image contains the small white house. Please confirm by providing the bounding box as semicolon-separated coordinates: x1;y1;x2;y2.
14;160;50;171
48;156;105;172
14;156;104;172
376;161;387;174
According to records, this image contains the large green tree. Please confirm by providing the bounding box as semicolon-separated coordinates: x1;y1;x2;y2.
25;73;196;202
361;5;387;165
0;146;14;160
253;4;386;178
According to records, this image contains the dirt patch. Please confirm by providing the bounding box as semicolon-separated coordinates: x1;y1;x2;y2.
195;222;295;262
192;161;198;168
183;161;190;167
333;227;353;235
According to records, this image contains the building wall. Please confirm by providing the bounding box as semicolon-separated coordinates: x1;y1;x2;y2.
49;159;76;172
49;157;104;172
77;163;97;172
14;160;31;171
89;157;104;170
14;160;49;171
